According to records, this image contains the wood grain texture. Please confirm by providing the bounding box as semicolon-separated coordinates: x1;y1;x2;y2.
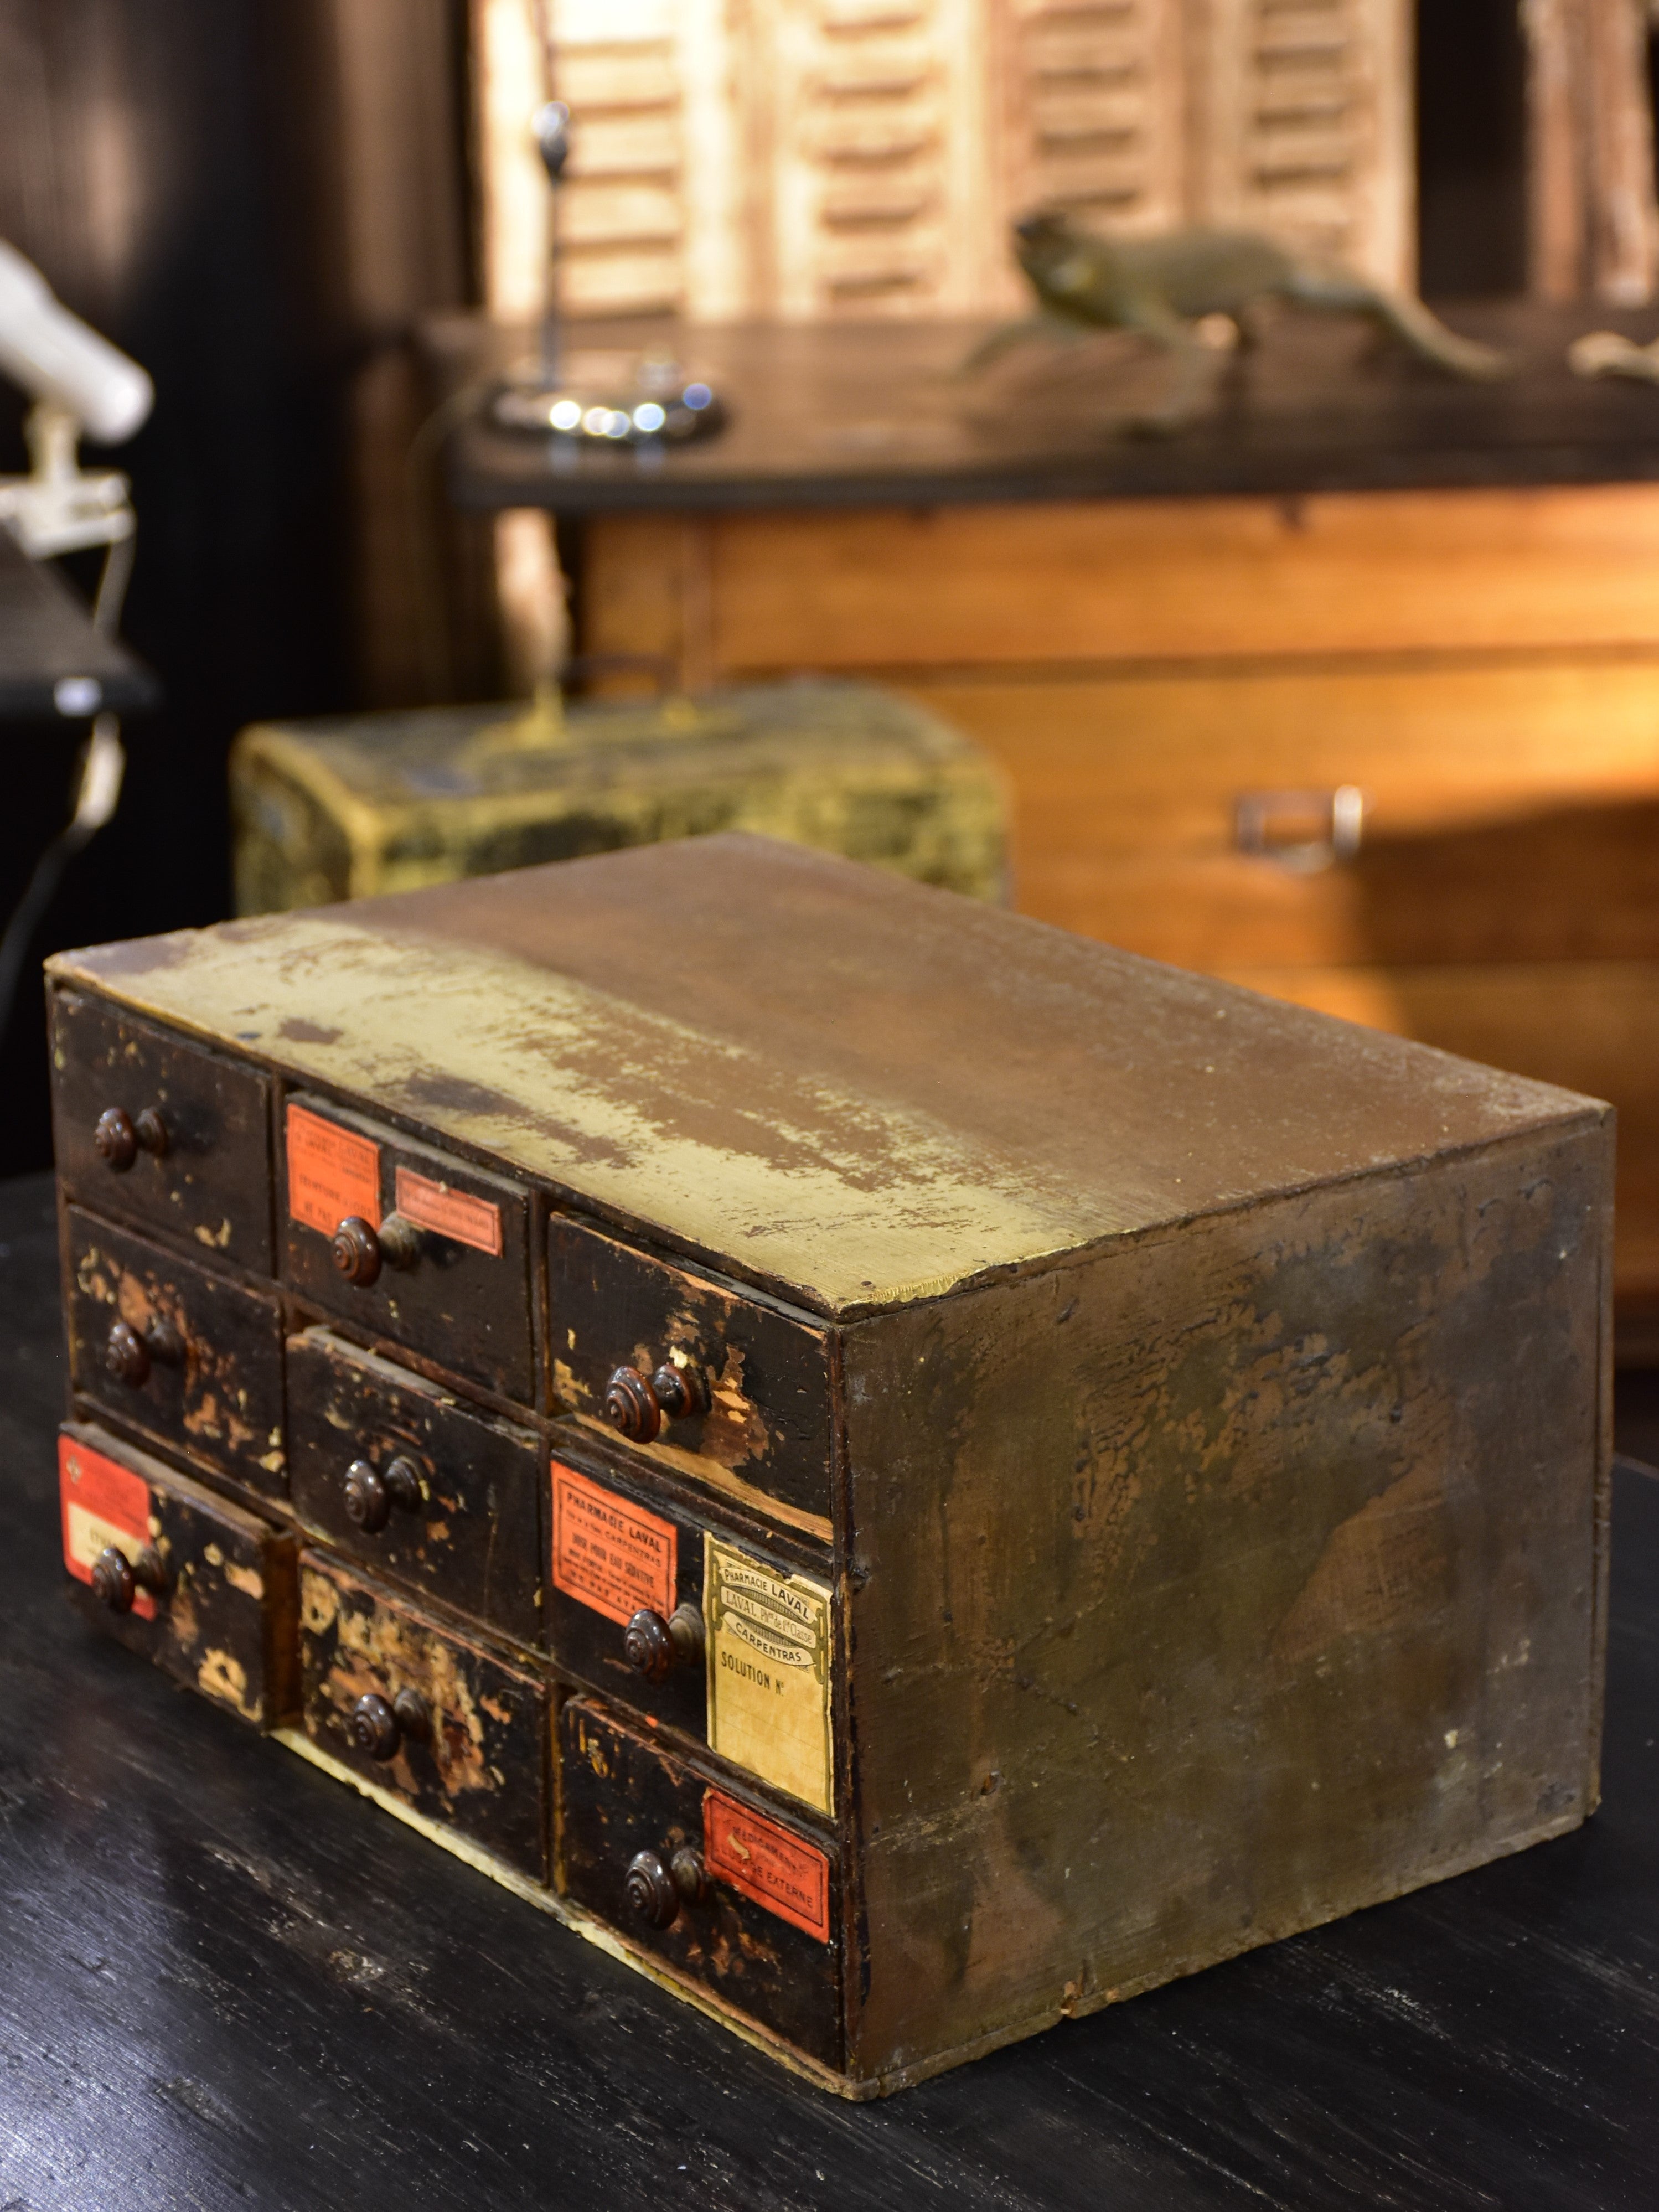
695;489;1659;674
48;839;1593;1319
287;1327;544;1651
64;1206;287;1500
299;1550;548;1880
5;1176;1656;2201
278;1093;535;1405
840;1121;1610;2080
50;988;274;1272
559;1696;844;2072
60;1417;297;1730
549;1211;834;1522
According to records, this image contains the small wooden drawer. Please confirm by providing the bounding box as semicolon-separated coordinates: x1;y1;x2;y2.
288;1328;542;1648
278;1094;534;1405
299;1552;548;1879
60;1420;298;1727
545;1435;836;1816
50;988;273;1270
548;1213;832;1529
65;1206;286;1498
559;1697;842;2071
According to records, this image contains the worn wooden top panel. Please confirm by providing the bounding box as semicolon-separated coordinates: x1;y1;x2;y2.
50;837;1600;1317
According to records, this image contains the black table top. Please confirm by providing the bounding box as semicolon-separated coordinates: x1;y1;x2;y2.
1;1164;1655;2210
432;298;1659;518
0;526;157;721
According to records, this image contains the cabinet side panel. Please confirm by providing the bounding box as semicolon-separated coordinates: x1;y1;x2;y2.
843;1119;1609;2080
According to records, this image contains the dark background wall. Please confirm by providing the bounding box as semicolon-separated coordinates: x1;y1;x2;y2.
0;0;474;1172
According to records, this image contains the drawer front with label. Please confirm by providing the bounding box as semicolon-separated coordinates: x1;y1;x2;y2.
51;989;273;1270
559;1698;841;2069
545;1438;837;1812
548;1213;833;1529
66;1207;286;1497
60;1422;298;1727
288;1329;542;1647
280;1094;534;1404
299;1552;547;1879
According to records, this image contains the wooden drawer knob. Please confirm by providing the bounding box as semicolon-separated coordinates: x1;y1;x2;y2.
94;1105;169;1170
603;1361;710;1444
91;1542;167;1613
349;1687;432;1761
331;1213;421;1287
624;1601;705;1682
105;1316;184;1387
343;1456;422;1533
625;1845;707;1929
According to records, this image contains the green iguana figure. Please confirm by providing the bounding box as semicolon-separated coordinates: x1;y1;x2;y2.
970;211;1509;432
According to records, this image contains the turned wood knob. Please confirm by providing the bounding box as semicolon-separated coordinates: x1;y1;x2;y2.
94;1105;169;1170
604;1361;709;1443
624;1601;705;1682
343;1456;422;1533
626;1849;680;1927
652;1362;709;1420
91;1543;166;1613
104;1316;184;1388
349;1687;432;1761
331;1213;421;1286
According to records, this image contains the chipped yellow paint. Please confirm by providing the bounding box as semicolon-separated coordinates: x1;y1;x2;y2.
51;912;1132;1313
224;1560;265;1601
193;1218;234;1249
198;1646;258;1720
204;1543;225;1567
568;1413;834;1543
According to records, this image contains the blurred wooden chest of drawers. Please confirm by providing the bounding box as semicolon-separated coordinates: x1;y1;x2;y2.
580;483;1659;1340
48;835;1611;2094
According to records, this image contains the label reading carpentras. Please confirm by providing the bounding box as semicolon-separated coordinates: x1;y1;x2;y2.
550;1461;676;1626
704;1789;831;1942
704;1534;833;1815
60;1434;157;1620
286;1103;380;1236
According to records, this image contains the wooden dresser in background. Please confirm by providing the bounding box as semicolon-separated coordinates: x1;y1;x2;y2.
440;306;1659;1345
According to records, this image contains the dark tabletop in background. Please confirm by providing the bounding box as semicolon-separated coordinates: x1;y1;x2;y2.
0;1166;1655;2211
0;529;157;722
432;299;1659;518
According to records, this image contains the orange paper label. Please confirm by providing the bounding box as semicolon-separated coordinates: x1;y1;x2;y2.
704;1790;831;1942
550;1461;676;1627
60;1435;157;1620
394;1167;502;1257
287;1103;380;1236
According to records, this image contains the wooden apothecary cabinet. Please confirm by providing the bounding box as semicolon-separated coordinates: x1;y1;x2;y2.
48;836;1609;2094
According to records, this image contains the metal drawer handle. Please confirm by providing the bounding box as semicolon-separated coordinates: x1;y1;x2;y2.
94;1104;169;1170
1234;785;1366;873
624;1601;705;1682
343;1455;423;1534
603;1359;710;1445
626;1844;707;1929
331;1212;422;1288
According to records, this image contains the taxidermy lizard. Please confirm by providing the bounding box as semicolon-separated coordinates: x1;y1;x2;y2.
970;212;1509;431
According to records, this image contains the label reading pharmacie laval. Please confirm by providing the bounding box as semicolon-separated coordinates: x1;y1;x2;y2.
704;1534;834;1816
60;1435;157;1620
703;1788;831;1942
393;1166;502;1257
550;1461;676;1626
286;1103;380;1235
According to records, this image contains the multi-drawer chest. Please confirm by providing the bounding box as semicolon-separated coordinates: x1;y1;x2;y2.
48;834;1610;2095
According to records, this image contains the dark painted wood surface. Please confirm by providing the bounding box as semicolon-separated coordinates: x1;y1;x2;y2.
2;1167;1657;2206
431;301;1659;518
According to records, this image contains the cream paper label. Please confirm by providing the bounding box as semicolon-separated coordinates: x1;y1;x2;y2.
704;1534;834;1815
